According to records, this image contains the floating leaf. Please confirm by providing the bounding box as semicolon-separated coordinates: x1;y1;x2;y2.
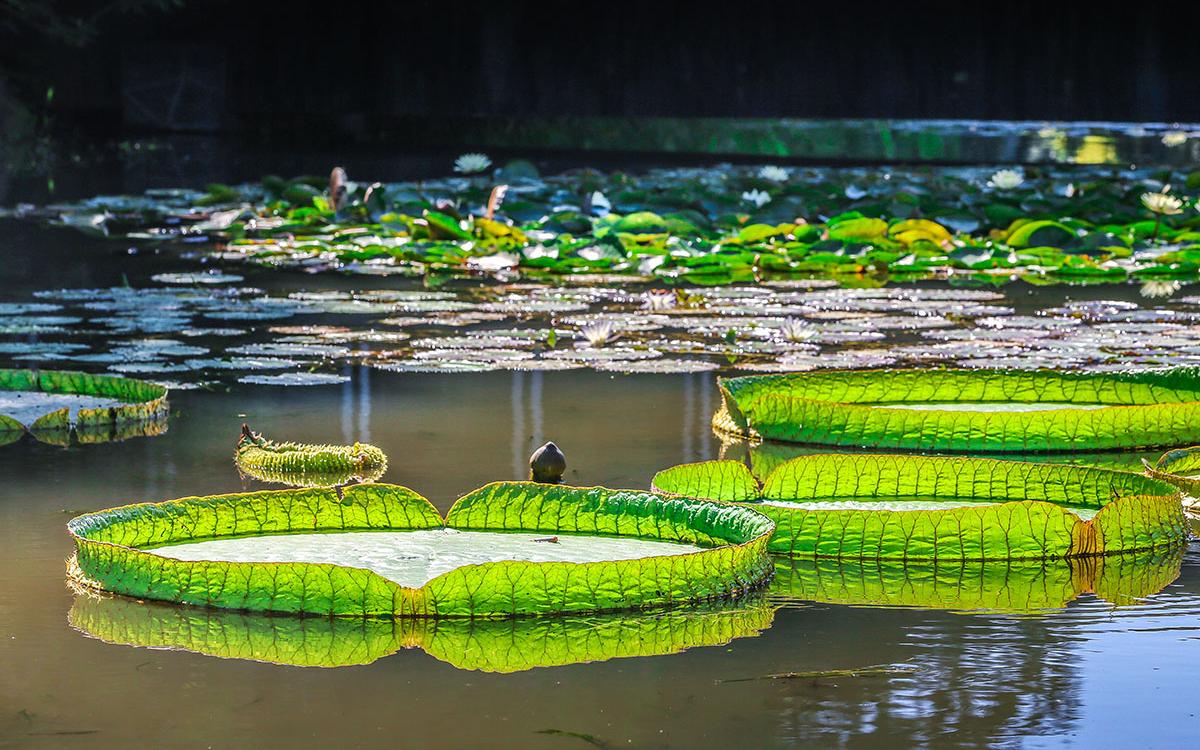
653;454;1186;559
715;368;1200;451
68;482;774;617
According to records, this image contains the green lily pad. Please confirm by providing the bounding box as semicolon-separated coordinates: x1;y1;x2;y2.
68;482;774;617
652;454;1186;559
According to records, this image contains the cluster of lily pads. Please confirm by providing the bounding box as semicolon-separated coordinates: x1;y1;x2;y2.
9;276;1200;381
13;160;1200;285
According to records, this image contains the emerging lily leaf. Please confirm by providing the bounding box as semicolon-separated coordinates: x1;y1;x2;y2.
651;454;1187;559
68;482;774;617
235;424;388;487
714;368;1200;451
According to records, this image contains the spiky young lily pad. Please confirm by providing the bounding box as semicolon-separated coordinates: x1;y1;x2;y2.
67;482;774;618
714;368;1200;452
0;368;168;445
68;590;774;671
651;455;1187;559
234;424;388;487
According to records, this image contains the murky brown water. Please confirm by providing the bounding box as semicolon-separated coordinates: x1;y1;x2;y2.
2;220;1199;749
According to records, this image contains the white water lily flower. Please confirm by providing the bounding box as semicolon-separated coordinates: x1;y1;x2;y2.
758;166;790;183
579;320;616;347
741;189;771;208
466;252;519;271
987;169;1024;190
453;153;492;174
642;291;676;312
589;191;611;216
1162;131;1189;148
779;317;815;343
1140;280;1182;299
1142;190;1183;215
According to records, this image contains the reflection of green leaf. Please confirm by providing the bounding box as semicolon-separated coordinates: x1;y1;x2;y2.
652;454;1186;559
68;591;775;672
769;546;1182;611
714;368;1200;451
69;482;774;617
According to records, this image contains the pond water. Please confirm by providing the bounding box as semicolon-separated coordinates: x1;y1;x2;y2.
150;530;705;588
2;214;1199;749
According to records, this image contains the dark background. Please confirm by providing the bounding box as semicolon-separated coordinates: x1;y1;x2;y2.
2;0;1198;147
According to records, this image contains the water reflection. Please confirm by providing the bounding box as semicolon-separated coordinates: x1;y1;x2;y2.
510;371;546;478
769;548;1183;612
69;592;776;672
719;436;1160;480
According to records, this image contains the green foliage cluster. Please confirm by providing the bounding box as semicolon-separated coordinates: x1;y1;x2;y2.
31;164;1200;285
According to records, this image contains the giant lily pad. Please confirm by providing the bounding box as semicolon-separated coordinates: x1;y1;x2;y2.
0;369;169;445
714;368;1200;451
651;455;1186;559
68;590;774;671
68;482;774;617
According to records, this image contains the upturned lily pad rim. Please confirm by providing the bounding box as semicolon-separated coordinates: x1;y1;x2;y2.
651;455;1187;560
68;481;775;619
714;367;1200;453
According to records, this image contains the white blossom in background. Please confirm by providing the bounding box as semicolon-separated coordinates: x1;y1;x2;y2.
453;153;492;174
1162;131;1189;148
779;318;815;343
579;320;617;347
1142;189;1184;215
642;291;676;312
589;190;611;216
1140;280;1183;299
987;169;1024;190
758;166;790;182
741;189;772;208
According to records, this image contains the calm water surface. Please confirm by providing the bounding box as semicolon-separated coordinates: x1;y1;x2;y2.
1;221;1198;750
